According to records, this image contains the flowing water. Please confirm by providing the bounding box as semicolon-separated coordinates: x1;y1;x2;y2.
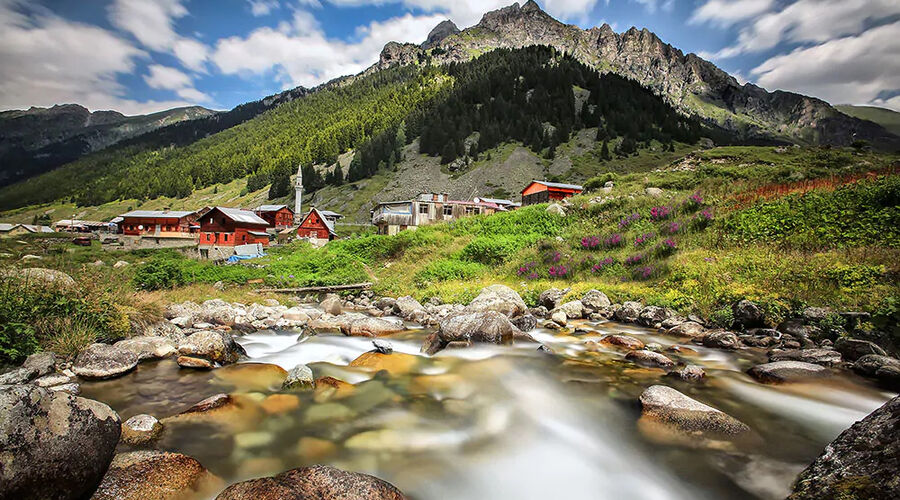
80;314;895;499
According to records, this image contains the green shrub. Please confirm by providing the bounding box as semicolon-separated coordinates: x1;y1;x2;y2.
709;306;734;328
415;259;486;284
133;257;186;291
459;235;537;265
0;320;38;365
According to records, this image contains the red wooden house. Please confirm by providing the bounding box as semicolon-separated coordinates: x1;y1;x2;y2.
118;210;199;237
254;205;294;229
521;180;584;206
199;207;270;247
297;208;338;241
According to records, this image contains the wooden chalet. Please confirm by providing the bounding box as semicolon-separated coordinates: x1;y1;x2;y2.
199;207;270;247
255;205;294;230
297;208;338;242
521;180;584;206
118;210;199;237
371;193;508;235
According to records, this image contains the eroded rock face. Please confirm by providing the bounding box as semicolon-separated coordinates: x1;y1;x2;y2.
423;311;526;355
466;285;527;318
748;361;831;384
788;395;900;500
215;465;407;500
0;385;120;500
73;343;139;380
92;451;221;500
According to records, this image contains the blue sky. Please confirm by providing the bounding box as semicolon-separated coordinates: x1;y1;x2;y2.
0;0;897;115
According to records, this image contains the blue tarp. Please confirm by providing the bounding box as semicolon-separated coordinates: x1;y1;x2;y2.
226;253;265;264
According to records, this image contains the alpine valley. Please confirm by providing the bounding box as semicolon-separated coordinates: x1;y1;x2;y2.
0;0;897;222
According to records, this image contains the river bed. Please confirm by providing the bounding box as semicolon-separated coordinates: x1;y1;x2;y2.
79;316;895;499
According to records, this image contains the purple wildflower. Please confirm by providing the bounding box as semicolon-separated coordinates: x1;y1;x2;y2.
634;232;656;247
666;221;681;234
650;205;671;221
624;254;644;267
581;236;601;250
548;265;569;279
618;212;641;229
591;257;615;274
604;233;624;248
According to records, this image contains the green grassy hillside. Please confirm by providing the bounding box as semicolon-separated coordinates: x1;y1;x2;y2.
837;105;900;137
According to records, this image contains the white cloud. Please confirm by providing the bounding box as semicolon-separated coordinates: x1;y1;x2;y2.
248;0;281;16
0;1;195;115
144;64;191;90
689;0;773;26
109;0;209;71
175;87;212;102
212;10;445;88
705;0;900;58
870;95;900;112
751;21;900;110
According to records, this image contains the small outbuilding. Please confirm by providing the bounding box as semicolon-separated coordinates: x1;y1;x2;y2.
254;205;295;230
521;180;584;206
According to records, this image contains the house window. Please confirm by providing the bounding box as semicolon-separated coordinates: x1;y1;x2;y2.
443;205;452;216
419;204;429;215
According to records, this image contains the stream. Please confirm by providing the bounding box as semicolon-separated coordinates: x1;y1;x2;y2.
79;315;895;499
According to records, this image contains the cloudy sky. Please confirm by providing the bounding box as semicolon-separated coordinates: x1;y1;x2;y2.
0;0;897;115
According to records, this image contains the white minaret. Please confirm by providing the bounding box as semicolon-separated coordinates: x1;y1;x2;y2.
294;163;303;217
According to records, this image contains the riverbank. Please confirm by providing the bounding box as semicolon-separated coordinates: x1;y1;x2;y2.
2;283;899;499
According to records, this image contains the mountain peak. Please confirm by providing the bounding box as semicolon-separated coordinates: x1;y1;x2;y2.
423;20;460;49
522;0;543;12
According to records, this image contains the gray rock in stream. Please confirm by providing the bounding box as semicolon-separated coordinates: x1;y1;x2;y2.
92;450;220;500
73;343;139;380
283;364;315;390
639;385;751;441
748;361;831;384
789;395;900;500
423;311;528;355
0;384;120;500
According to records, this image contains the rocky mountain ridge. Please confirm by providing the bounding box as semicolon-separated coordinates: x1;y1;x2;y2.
0;104;215;187
376;1;898;149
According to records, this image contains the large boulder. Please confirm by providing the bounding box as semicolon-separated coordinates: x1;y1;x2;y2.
788;395;900;500
665;321;706;338
466;285;527;318
177;331;245;368
733;300;765;328
748;361;832;384
114;337;177;361
216;465;407;500
0;385;120;500
92;451;221;500
834;338;886;362
701;330;742;350
73;343;139;380
615;301;642;323
626;350;675;369
553;300;584;320
23;351;57;376
638;306;672;327
342;317;405;337
581;289;611;311
638;385;752;446
3;268;76;289
319;294;343;316
394;296;425;320
423;311;527;355
538;288;569;310
769;348;842;367
853;355;900;390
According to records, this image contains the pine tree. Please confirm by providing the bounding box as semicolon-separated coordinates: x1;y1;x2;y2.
268;170;290;200
601;139;611;160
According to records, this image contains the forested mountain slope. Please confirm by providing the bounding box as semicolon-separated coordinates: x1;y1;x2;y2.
379;1;898;150
0;104;214;187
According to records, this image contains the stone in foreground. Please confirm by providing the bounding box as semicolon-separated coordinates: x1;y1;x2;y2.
121;414;163;446
638;385;752;447
92;451;221;500
422;311;527;355
788;395;900;500
216;464;407;500
0;385;120;500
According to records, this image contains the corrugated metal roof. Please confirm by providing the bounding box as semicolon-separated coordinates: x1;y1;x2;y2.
215;207;269;226
255;205;289;213
320;210;343;218
0;223;15;231
110;217;123;224
121;210;195;219
477;197;515;205
528;180;584;191
248;231;270;237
